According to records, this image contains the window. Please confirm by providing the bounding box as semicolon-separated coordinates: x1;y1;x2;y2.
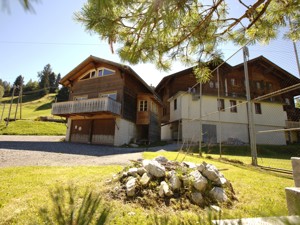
230;100;237;113
230;78;236;86
98;68;115;77
215;82;219;89
256;81;261;90
255;103;262;114
99;92;117;100
139;100;148;111
80;68;115;81
80;71;95;80
151;102;158;114
209;81;214;88
266;82;272;91
174;99;177;110
217;99;225;111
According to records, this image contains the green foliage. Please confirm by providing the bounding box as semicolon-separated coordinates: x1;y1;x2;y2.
38;64;58;96
0;85;4;99
38;185;110;225
56;86;70;102
23;79;39;93
0;120;66;135
76;0;299;79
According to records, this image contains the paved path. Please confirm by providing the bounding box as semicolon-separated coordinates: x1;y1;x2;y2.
0;135;181;167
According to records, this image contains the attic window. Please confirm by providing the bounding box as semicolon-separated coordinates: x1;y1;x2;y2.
98;68;115;77
80;70;96;80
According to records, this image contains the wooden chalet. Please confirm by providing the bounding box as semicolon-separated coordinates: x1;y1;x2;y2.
155;56;300;144
52;56;162;146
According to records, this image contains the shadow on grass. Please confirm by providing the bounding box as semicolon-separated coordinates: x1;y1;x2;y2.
191;145;300;160
35;102;52;111
1;93;43;104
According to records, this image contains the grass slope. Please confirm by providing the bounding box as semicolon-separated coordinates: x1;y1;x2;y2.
0;152;293;224
0;94;66;135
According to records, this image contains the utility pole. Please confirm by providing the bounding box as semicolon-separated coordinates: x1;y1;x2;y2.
243;46;257;166
199;82;203;156
217;67;222;158
289;18;300;77
6;85;16;127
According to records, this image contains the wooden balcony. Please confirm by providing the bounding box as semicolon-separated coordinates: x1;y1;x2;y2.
51;97;121;116
286;120;300;128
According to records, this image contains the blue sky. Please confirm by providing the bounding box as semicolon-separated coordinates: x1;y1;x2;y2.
0;0;299;87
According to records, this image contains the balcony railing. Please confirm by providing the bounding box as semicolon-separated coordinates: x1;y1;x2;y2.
286;120;300;128
51;97;121;116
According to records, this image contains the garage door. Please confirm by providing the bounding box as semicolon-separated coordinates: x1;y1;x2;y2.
70;119;91;143
92;119;115;145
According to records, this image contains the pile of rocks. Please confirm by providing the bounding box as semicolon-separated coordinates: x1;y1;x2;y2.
109;156;237;210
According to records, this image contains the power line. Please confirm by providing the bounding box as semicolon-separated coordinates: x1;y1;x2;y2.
0;41;107;46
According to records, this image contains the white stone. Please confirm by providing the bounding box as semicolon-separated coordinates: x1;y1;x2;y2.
286;187;300;215
197;162;206;172
128;167;138;176
292;157;300;187
143;160;166;178
140;173;152;186
190;170;208;192
210;187;228;202
169;172;182;191
137;167;147;176
154;155;168;163
159;181;173;197
126;177;137;197
191;191;204;205
203;164;220;182
183;161;197;169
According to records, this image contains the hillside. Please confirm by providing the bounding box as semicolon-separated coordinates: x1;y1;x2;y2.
0;94;67;135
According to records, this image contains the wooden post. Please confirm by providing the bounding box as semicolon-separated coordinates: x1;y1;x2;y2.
14;86;21;121
20;77;23;119
0;103;5;122
6;85;16;127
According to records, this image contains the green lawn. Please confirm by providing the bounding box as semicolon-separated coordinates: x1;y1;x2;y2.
1;94;58;120
0;93;66;135
0;120;66;135
194;144;300;171
0;152;294;224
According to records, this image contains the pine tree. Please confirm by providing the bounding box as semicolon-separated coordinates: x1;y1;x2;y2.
38;64;52;96
76;0;299;79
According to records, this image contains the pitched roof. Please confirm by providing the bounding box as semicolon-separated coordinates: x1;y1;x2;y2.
60;55;161;103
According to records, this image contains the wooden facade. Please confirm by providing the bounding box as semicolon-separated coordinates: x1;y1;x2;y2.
52;56;162;145
156;56;300;124
156;56;300;144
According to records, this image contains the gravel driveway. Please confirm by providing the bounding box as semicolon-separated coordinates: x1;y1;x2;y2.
0;136;180;167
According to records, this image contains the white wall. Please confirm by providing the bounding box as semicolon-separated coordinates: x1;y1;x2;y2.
114;118;137;146
181;119;249;144
161;124;172;140
168;93;288;145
